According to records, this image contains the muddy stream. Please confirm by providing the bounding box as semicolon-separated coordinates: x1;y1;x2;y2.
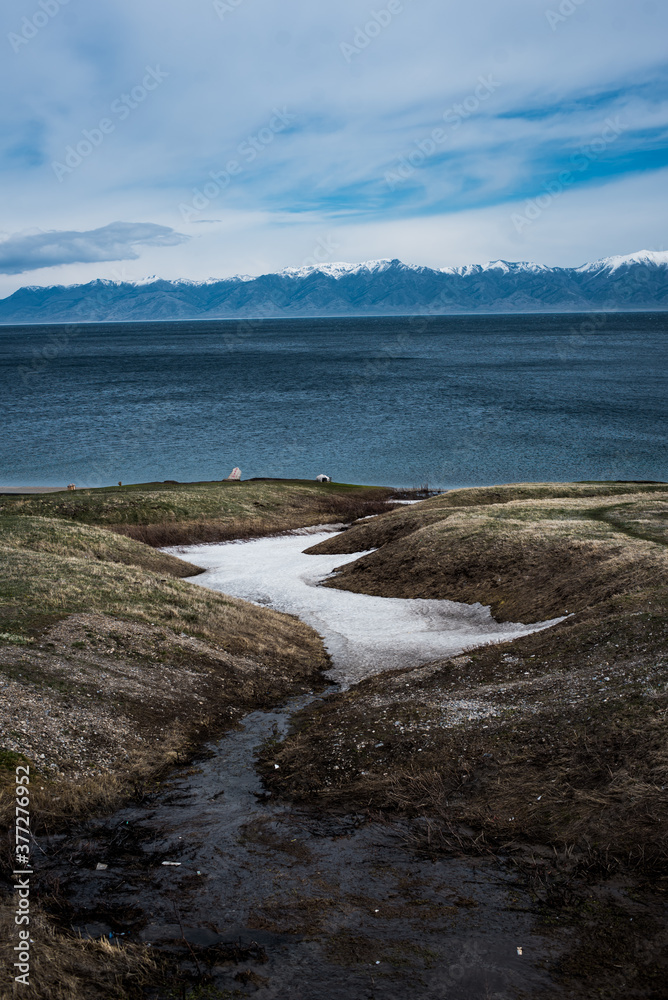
39;527;564;998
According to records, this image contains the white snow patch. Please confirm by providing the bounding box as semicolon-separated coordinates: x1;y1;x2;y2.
166;532;565;687
576;249;668;273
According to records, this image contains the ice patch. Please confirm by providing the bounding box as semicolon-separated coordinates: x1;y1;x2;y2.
167;532;564;687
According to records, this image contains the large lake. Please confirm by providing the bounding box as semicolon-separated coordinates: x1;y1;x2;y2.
1;313;666;487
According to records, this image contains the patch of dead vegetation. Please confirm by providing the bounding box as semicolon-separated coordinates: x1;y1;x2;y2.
0;479;394;548
308;481;668;556
111;491;395;546
259;591;668;867
0;902;158;1000
0;515;202;576
0;509;329;832
261;487;668;998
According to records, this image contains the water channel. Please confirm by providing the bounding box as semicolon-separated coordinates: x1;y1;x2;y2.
39;527;564;998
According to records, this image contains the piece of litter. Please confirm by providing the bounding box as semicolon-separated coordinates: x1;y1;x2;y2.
274;764;280;769
162;862;181;867
517;947;523;956
95;863;107;871
537;795;542;801
375;961;380;965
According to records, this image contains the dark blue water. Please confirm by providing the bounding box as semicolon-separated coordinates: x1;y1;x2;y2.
1;314;666;488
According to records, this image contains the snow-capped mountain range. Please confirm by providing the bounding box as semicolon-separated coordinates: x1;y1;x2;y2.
1;250;667;323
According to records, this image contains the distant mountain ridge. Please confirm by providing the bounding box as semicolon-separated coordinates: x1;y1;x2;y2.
1;250;667;323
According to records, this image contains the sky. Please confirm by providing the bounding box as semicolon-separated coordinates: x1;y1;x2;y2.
1;0;667;297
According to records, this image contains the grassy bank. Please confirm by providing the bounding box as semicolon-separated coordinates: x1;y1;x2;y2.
0;478;394;546
310;482;668;621
0;482;374;839
260;481;668;997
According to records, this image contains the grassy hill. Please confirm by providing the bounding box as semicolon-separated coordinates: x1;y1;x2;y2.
0;478;394;545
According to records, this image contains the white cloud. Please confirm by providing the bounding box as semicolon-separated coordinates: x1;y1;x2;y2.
0;222;188;274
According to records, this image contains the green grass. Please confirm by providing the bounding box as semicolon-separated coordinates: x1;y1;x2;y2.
0;748;30;771
0;518;319;664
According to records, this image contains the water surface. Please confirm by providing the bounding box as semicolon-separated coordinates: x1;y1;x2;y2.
2;313;666;486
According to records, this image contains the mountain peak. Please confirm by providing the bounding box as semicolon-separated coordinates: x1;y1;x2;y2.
577;250;668;273
278;259;408;280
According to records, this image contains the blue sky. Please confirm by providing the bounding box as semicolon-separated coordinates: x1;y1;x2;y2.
1;0;667;295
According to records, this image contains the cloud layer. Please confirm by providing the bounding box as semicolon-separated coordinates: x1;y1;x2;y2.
0;222;188;274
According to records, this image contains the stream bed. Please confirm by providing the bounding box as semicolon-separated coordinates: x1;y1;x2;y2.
38;528;565;998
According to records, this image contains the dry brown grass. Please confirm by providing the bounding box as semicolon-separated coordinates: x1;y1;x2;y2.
417;479;668;509
258;589;668;880
0;900;159;1000
260;486;668;895
0;514;329;832
0;609;328;835
0;516;202;577
0;538;325;662
309;481;668;555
